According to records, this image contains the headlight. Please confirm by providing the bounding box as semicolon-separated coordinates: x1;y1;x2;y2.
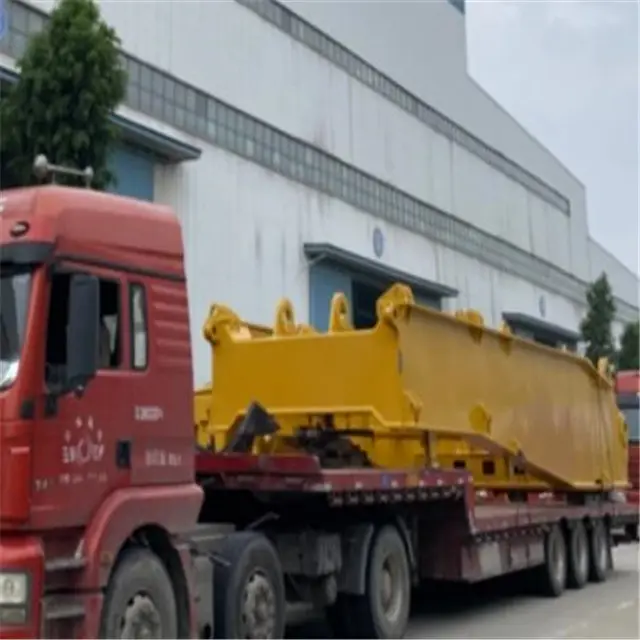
0;573;28;605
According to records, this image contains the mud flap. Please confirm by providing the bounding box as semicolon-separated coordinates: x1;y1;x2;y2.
337;524;375;595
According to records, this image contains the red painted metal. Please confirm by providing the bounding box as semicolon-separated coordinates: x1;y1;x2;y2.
615;370;639;509
616;370;640;395
196;450;637;540
196;450;472;493
195;451;322;477
473;502;635;533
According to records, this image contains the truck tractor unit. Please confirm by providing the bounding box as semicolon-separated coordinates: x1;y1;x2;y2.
0;167;638;639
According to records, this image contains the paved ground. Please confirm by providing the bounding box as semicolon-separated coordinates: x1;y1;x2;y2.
288;544;639;639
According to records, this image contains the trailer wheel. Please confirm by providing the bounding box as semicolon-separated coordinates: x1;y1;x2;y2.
588;519;609;583
99;547;178;639
351;525;411;639
566;522;589;589
536;524;567;597
213;531;285;639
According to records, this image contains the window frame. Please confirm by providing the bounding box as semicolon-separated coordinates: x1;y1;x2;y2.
44;266;124;386
129;282;149;371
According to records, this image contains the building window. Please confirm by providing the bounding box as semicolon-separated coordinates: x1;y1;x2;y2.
130;283;148;370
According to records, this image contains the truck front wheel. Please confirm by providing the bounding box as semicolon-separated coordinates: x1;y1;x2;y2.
213;531;285;639
351;524;411;639
99;547;178;639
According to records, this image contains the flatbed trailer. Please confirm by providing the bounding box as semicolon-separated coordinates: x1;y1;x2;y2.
192;449;637;638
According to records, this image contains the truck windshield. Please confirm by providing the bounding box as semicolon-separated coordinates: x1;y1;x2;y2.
0;267;32;390
622;407;639;443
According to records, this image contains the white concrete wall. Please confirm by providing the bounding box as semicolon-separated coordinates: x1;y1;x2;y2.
22;1;631;294
286;0;592;279
154;139;584;386
34;0;571;275
290;0;468;114
17;0;637;359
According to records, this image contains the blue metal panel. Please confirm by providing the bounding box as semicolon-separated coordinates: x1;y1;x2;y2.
415;293;442;310
107;144;155;201
0;0;7;41
309;264;353;331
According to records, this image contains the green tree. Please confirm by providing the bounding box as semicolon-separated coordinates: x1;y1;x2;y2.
580;272;616;366
618;320;640;370
0;0;127;189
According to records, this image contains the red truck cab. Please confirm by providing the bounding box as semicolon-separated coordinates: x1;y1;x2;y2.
0;186;203;637
616;370;640;509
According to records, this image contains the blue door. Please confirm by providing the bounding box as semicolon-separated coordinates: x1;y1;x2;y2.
415;293;442;310
107;144;155;201
309;264;353;331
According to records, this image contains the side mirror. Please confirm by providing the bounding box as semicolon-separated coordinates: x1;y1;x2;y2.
65;273;100;393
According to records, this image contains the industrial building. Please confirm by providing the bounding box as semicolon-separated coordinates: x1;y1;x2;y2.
1;0;638;385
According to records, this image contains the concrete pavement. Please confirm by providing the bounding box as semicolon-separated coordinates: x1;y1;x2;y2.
405;544;639;639
288;544;639;639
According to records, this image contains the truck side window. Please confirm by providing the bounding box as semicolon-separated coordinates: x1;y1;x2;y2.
45;272;122;385
130;283;148;370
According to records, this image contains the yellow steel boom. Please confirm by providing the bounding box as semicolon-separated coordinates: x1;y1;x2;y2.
196;284;628;493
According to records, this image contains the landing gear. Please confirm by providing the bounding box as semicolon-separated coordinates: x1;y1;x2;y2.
624;523;639;542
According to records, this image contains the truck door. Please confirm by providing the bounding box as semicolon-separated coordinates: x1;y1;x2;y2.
30;264;132;529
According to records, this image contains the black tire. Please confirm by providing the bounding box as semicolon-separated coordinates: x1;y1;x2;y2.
99;546;178;639
213;531;285;639
350;525;411;639
534;525;567;597
588;519;609;583
566;522;589;589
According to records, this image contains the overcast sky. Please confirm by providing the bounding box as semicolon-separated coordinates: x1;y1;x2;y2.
466;0;639;275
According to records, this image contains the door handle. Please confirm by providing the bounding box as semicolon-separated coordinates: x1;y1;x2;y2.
115;440;132;469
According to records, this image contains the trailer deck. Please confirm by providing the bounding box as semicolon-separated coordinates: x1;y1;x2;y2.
195;451;638;535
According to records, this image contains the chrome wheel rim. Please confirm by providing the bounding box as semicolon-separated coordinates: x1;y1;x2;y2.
379;553;403;624
241;570;277;639
119;593;162;639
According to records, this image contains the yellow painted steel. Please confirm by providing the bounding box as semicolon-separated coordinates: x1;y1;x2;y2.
194;320;274;449
197;284;629;492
